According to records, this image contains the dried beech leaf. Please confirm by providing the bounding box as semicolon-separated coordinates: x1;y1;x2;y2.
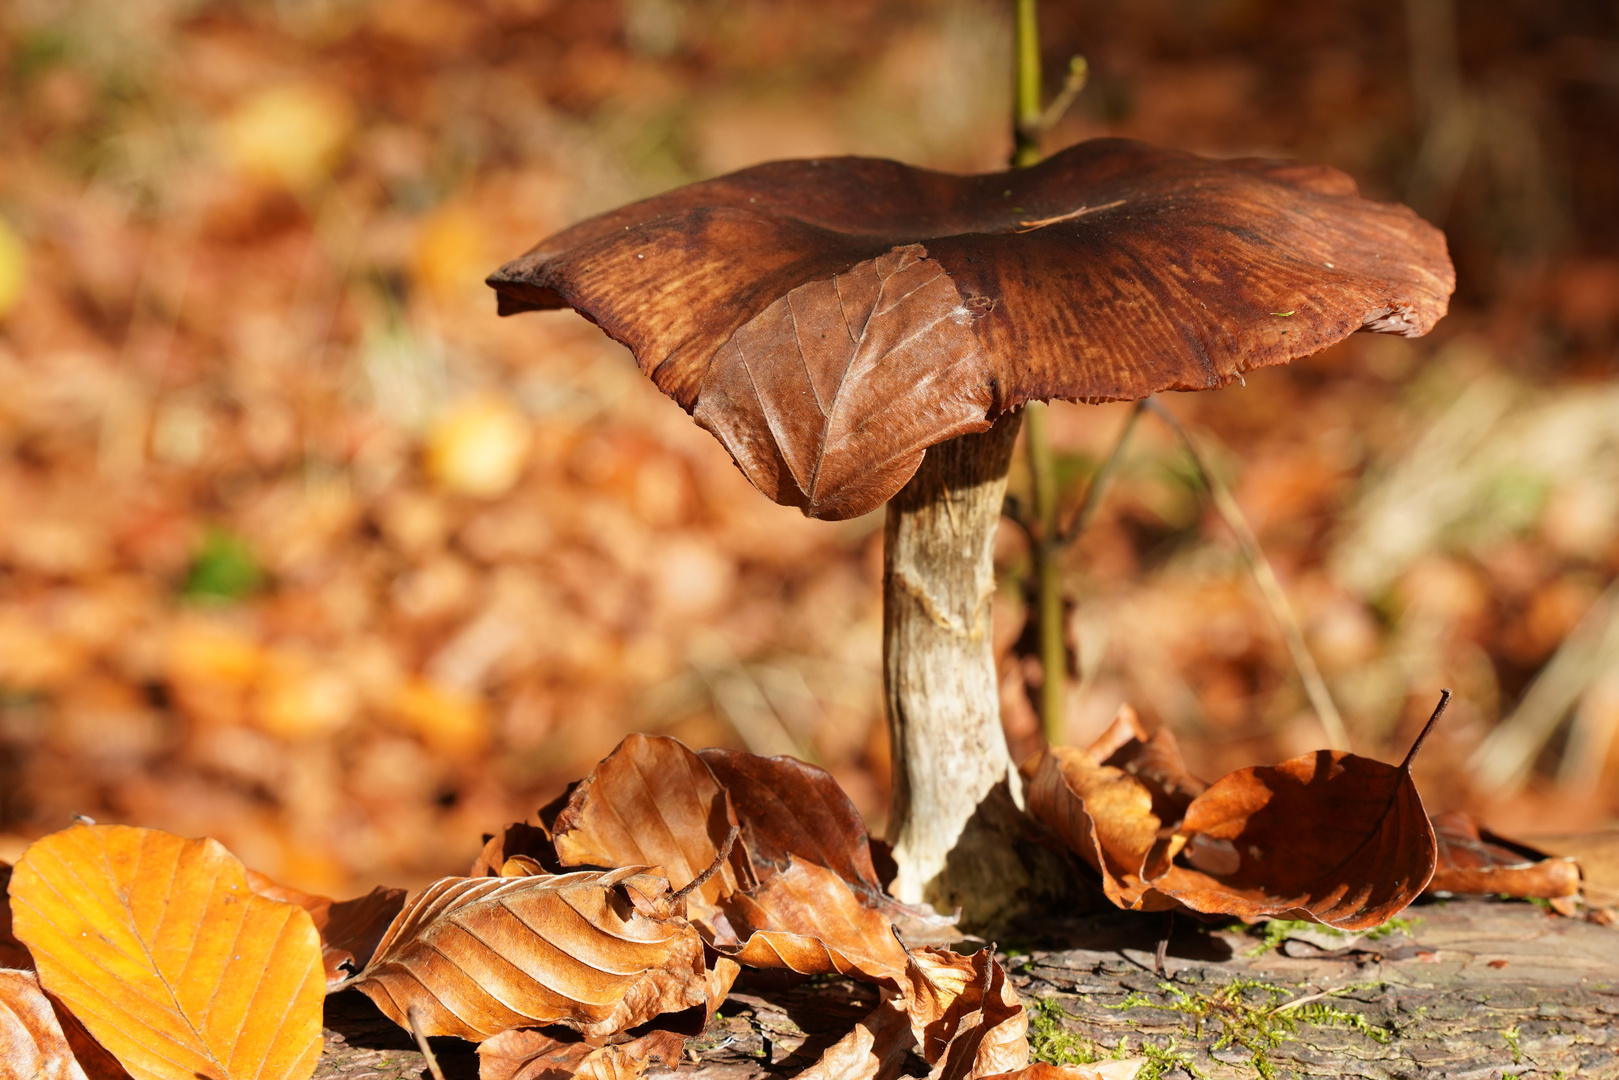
1526;830;1619;908
1025;745;1180;913
698;748;883;892
551;735;747;923
1427;812;1580;900
1;863;33;970
719;858;910;985
1023;707;1205;912
1153;743;1436;929
477;1028;687;1080
1034;701;1444;929
0;967;108;1080
8;824;324;1080
352;866;708;1042
794;997;915;1080
246;870;407;989
902;948;1027;1080
491;140;1454;519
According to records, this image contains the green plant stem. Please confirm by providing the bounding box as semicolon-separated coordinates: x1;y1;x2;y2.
1013;0;1043;167
1011;0;1066;742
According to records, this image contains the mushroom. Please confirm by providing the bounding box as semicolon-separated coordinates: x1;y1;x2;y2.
487;137;1454;927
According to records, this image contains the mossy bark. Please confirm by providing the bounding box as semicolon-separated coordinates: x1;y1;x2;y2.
311;898;1619;1079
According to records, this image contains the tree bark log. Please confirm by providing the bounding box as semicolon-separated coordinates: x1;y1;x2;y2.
880;413;1030;928
312;899;1619;1080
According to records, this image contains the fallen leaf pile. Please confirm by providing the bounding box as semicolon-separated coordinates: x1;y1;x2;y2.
1;736;1147;1080
1025;694;1597;925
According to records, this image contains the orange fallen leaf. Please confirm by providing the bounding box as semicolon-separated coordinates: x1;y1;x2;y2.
351;866;709;1042
8;824;324;1080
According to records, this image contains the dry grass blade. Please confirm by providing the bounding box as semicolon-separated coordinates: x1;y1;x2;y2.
1145;398;1349;752
350;865;708;1042
8;824;324;1080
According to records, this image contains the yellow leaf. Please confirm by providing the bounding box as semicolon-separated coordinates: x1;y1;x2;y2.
8;824;325;1080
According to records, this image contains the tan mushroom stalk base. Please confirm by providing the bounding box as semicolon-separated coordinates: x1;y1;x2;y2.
487;138;1455;934
882;415;1030;923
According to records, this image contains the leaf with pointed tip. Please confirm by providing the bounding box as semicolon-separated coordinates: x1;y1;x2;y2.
351;866;708;1043
491;139;1453;519
8;824;324;1080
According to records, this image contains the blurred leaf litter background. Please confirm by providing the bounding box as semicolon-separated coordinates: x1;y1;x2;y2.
0;0;1616;895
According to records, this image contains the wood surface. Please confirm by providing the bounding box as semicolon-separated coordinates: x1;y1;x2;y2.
312;897;1619;1080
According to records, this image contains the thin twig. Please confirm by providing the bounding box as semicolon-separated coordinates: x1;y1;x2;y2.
671;824;741;905
407;1005;447;1080
1060;398;1146;546
1039;55;1090;133
1144;399;1351;752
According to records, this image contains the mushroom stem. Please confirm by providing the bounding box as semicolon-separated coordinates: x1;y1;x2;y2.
883;412;1031;924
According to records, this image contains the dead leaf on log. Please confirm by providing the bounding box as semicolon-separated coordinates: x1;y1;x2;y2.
8;823;324;1080
1029;694;1448;929
719;857;910;985
699;748;958;943
698;748;882;893
1427;812;1581;901
477;1027;687;1080
551;735;748;926
490;139;1453;519
351;866;709;1042
0;965;134;1080
902;948;1027;1080
245;870;408;989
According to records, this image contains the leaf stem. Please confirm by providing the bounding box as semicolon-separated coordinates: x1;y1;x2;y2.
1401;688;1451;773
672;823;741;905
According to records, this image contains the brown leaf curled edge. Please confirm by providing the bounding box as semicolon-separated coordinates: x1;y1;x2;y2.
1427;812;1581;901
1028;694;1449;929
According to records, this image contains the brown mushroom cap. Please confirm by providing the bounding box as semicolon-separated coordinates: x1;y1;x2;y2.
489;138;1453;520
